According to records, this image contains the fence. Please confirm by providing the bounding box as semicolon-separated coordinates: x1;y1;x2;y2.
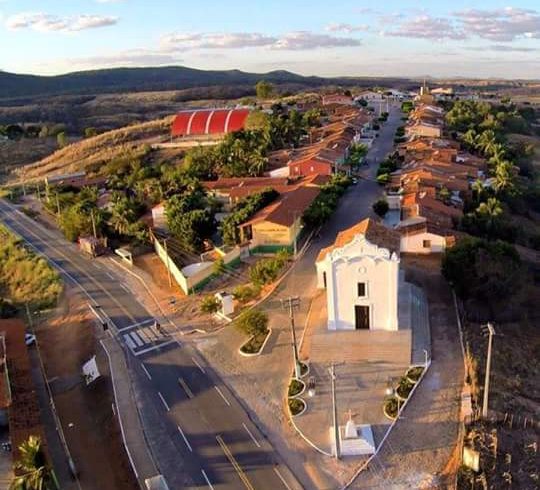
152;233;241;294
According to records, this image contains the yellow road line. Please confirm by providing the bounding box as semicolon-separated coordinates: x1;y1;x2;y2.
216;435;254;490
178;377;194;399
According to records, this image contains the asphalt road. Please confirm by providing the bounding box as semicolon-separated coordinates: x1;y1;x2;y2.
0;199;301;490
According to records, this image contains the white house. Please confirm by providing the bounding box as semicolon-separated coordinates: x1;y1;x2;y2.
316;219;401;331
397;216;452;254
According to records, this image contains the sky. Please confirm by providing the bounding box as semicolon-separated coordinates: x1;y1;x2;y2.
1;1;540;79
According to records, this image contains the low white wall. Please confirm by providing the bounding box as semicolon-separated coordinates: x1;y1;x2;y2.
400;232;446;254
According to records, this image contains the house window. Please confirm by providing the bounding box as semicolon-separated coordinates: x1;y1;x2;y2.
357;282;367;297
423;240;431;248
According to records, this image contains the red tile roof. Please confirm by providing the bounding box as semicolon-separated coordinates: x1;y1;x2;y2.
242;186;321;228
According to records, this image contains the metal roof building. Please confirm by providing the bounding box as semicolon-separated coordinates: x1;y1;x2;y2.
171;108;250;138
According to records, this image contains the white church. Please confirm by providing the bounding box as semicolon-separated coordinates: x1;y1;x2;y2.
316;218;403;332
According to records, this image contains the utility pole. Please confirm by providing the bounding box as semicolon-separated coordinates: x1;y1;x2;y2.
281;296;301;379
482;322;495;419
330;363;340;459
55;191;61;216
90;209;97;239
163;238;172;288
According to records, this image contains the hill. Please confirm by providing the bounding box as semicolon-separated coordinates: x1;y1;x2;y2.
0;66;332;99
17;117;173;182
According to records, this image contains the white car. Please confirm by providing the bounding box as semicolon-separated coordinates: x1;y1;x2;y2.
25;333;36;346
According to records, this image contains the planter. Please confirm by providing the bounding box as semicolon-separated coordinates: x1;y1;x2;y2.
383;397;399;421
406;366;424;384
288;378;306;398
239;328;272;357
288;397;307;417
292;361;310;379
396;380;414;401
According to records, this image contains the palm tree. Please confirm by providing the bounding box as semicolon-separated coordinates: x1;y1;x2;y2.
471;179;485;202
475;130;498;157
494;161;515;194
109;197;137;235
476;197;503;234
461;129;477;150
10;436;55;490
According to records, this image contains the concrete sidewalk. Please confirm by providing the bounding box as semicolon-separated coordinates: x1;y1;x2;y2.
100;335;158;488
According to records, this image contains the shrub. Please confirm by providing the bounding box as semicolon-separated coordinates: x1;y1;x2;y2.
384;397;399;419
248;250;289;286
233;284;260;303
406;366;424;382
236;309;268;337
200;295;221;314
288;397;306;416
288;379;305;397
373;199;389;217
396;377;414;399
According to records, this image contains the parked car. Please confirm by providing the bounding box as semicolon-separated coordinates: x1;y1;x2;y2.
352;178;359;185
25;333;36;346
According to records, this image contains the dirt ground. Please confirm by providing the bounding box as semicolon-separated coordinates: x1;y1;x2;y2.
35;289;138;490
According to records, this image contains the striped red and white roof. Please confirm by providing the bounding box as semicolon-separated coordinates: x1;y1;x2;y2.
171;108;250;137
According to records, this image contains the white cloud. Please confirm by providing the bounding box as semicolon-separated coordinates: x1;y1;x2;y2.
272;31;361;50
465;44;538;53
162;32;276;49
385;7;540;42
5;12;118;32
452;7;540;41
162;31;361;51
325;23;369;33
386;15;465;40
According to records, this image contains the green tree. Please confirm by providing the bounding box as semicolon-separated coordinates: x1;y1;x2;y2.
56;131;67;148
168;209;215;253
84;127;98;138
493;161;515;194
236;309;268;336
475;197;504;237
244;110;270;132
200;295;221;314
109;195;139;235
10;436;55;490
372;199;389;217
442;237;521;318
255;80;274;99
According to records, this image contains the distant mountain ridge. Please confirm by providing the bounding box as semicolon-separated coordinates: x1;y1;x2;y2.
0;65;341;99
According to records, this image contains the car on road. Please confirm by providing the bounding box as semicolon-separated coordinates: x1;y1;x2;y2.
352;177;359;185
25;333;36;346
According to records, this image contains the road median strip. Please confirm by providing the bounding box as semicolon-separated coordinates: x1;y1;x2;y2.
216;435;254;490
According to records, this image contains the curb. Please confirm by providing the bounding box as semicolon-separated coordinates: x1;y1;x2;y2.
287;397;307;418
107;257;179;334
238;328;272;357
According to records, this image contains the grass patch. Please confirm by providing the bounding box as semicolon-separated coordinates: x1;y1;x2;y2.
288;378;305;397
288;397;306;416
0;224;62;311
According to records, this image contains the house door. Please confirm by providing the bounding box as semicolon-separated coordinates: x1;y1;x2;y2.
354;305;369;330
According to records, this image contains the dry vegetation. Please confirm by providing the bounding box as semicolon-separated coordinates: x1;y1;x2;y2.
0;223;62;310
17;116;173;182
0;137;59;182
